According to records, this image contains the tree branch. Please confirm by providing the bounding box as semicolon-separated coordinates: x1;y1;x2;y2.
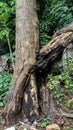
36;23;73;73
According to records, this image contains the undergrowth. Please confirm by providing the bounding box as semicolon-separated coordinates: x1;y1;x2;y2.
47;57;73;108
0;71;12;107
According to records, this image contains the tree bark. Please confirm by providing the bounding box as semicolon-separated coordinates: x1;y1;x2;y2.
4;1;73;124
22;73;39;122
4;0;39;124
36;24;73;73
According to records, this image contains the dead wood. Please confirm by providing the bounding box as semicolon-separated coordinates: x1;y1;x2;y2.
36;23;73;73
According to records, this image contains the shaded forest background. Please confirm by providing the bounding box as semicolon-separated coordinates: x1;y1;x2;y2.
0;0;73;55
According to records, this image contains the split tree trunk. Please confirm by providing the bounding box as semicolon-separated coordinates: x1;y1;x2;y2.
4;0;73;124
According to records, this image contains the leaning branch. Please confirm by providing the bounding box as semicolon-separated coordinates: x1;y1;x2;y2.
36;23;73;73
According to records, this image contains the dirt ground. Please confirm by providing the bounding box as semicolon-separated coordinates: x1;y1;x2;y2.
0;108;73;130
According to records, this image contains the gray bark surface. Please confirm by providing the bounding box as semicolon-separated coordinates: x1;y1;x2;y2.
4;0;39;124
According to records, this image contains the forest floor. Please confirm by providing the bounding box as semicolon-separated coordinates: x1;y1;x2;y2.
0;108;73;130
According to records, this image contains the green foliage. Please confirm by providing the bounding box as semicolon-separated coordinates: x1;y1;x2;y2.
64;127;73;130
47;74;65;107
15;122;21;130
4;53;15;63
60;73;73;94
37;0;73;47
65;100;73;111
64;57;73;73
0;101;4;107
47;57;73;107
50;1;73;30
50;63;61;75
40;118;52;128
0;0;73;52
0;72;12;107
0;0;15;55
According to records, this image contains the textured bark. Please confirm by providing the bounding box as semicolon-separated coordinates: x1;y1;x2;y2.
36;24;73;73
4;0;39;124
22;73;39;122
39;81;50;116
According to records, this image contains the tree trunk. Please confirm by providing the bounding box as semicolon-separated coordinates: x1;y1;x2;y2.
3;0;73;124
4;0;39;124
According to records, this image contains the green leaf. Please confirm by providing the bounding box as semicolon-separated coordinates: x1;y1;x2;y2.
70;84;73;87
65;85;69;89
0;101;4;107
65;79;70;85
41;122;47;128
